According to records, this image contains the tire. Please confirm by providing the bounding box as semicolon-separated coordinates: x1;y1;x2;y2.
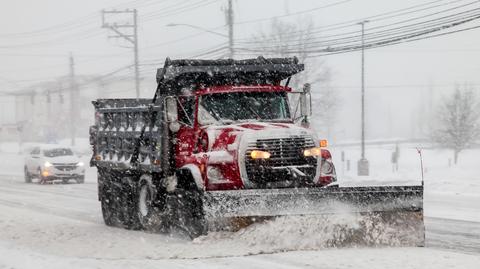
136;176;167;231
37;168;45;184
24;167;32;183
135;174;207;238
76;175;85;184
62;179;69;184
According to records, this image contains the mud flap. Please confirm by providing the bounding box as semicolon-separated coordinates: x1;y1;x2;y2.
164;190;208;238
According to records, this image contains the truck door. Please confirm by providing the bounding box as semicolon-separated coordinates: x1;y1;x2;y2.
175;96;196;167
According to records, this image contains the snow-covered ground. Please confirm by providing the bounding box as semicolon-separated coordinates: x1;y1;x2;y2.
331;144;480;222
0;141;479;268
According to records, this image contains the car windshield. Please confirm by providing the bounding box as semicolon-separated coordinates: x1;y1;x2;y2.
200;91;290;124
43;148;74;157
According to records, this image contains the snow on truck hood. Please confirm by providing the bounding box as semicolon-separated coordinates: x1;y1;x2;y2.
204;122;318;151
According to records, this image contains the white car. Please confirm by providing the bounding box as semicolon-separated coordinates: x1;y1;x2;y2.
24;145;85;184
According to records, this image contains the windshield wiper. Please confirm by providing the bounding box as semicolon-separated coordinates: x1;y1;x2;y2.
247;106;262;120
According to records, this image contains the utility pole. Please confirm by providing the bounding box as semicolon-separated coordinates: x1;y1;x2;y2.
226;0;234;58
101;9;140;98
357;20;369;176
69;53;76;146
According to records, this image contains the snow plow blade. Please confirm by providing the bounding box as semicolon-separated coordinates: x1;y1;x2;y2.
202;186;423;218
202;186;424;246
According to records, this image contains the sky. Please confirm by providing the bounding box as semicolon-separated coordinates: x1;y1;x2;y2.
0;0;479;141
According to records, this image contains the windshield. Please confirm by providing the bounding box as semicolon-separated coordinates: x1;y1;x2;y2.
200;91;290;124
43;148;74;157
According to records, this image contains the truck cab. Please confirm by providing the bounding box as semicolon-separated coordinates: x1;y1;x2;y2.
171;84;336;191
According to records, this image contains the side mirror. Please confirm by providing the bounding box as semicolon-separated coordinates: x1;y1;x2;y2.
165;97;180;132
300;83;312;118
165;97;178;122
291;83;312;127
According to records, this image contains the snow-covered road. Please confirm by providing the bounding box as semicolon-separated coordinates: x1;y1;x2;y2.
0;172;479;268
0;144;479;268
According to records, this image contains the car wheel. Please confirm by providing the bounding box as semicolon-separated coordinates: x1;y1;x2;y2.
37;168;45;184
62;179;69;184
76;176;85;184
24;167;32;183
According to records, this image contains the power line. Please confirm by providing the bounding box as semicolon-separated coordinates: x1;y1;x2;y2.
234;0;353;25
235;0;468;42
241;7;480;50
236;8;480;55
142;0;221;21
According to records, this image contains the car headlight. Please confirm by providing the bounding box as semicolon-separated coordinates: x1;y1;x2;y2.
44;161;53;168
76;162;84;167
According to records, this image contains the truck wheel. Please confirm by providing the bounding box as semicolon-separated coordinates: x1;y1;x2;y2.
137;177;166;231
24;167;32;183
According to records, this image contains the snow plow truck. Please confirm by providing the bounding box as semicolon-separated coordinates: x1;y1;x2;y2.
89;57;424;244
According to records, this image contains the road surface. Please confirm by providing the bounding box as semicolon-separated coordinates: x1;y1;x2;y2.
0;173;479;268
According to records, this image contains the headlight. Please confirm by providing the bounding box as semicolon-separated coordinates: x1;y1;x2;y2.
44;161;53;168
250;150;271;159
304;147;322;157
77;162;84;167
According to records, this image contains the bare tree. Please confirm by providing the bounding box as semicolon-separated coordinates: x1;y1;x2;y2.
249;18;339;138
432;86;480;164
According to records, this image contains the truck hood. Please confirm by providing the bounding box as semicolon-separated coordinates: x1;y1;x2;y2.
203;122;318;151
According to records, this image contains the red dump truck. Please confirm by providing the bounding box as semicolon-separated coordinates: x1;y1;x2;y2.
89;57;424;242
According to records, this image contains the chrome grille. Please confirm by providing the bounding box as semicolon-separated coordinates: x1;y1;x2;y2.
245;136;317;186
53;164;77;171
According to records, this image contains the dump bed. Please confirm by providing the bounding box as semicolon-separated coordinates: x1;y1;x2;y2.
90;98;163;171
156;56;304;95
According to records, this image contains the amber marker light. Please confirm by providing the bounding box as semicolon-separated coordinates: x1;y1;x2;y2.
320;139;328;148
250;150;271;159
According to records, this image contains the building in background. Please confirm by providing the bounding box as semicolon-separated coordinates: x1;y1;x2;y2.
11;75;151;143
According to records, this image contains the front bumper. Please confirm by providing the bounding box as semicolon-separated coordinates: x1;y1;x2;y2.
42;166;85;180
42;174;85;181
202;185;423;218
